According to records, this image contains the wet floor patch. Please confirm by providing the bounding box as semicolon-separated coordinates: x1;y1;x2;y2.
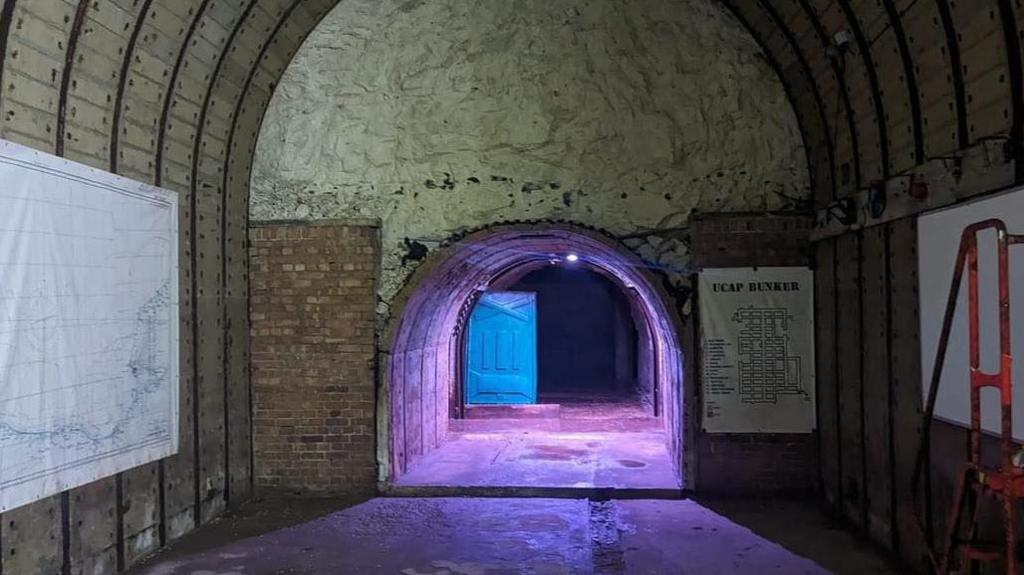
520;444;589;461
588;500;627;573
617;459;646;468
395;431;680;489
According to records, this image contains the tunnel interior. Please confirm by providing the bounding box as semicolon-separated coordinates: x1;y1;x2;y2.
384;226;684;490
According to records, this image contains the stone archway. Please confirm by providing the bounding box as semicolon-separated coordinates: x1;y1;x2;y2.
379;223;688;488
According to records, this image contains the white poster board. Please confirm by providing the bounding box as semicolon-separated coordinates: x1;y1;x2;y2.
919;188;1024;439
698;267;816;433
0;141;178;512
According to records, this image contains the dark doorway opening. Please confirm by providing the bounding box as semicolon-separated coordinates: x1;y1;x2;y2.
509;265;637;400
459;261;662;427
385;226;684;492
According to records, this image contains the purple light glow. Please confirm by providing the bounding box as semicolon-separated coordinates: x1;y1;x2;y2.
384;226;685;482
565;253;579;262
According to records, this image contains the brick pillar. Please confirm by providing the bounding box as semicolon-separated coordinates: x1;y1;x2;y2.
249;221;379;495
688;212;817;495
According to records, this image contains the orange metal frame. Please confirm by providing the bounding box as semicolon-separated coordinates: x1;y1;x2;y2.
912;218;1024;574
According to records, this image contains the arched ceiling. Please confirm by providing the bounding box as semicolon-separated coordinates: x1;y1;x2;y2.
0;3;1015;395
724;0;1022;212
0;0;1018;235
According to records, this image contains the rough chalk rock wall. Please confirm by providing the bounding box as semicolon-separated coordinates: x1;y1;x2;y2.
250;0;809;315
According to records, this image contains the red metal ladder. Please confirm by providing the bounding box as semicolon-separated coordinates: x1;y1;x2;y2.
912;219;1024;574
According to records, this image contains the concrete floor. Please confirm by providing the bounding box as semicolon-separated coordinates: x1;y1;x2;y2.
395;431;679;490
130;396;901;574
401;397;677;491
128;497;903;575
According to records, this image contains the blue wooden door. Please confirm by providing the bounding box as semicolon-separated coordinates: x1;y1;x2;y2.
465;292;537;404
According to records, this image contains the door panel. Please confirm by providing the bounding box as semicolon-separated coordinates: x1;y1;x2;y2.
465;292;537;404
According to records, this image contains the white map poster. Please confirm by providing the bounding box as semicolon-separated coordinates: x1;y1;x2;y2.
0;140;178;512
698;267;815;433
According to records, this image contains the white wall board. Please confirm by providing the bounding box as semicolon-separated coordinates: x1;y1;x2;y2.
0;140;178;512
919;187;1024;439
698;267;816;433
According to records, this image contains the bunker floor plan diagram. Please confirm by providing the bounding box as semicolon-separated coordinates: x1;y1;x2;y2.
732;307;802;404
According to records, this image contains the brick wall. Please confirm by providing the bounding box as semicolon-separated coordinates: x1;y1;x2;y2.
249;221;379;495
690;212;812;267
688;212;816;495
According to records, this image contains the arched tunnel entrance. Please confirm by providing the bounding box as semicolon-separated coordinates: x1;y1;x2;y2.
381;225;685;491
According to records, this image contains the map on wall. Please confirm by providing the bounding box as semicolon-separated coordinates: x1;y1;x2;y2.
0;140;179;513
698;267;815;433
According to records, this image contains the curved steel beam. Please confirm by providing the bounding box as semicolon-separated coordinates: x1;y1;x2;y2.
53;6;90;573
219;0;306;506
110;0;156;174
757;0;840;201
932;0;968;150
0;1;18;105
189;0;260;510
107;1;161;562
837;0;890;178
154;0;213;187
881;0;924;166
55;0;90;158
222;0;307;201
720;1;836;201
997;0;1024;182
151;0;213;532
796;0;862;190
